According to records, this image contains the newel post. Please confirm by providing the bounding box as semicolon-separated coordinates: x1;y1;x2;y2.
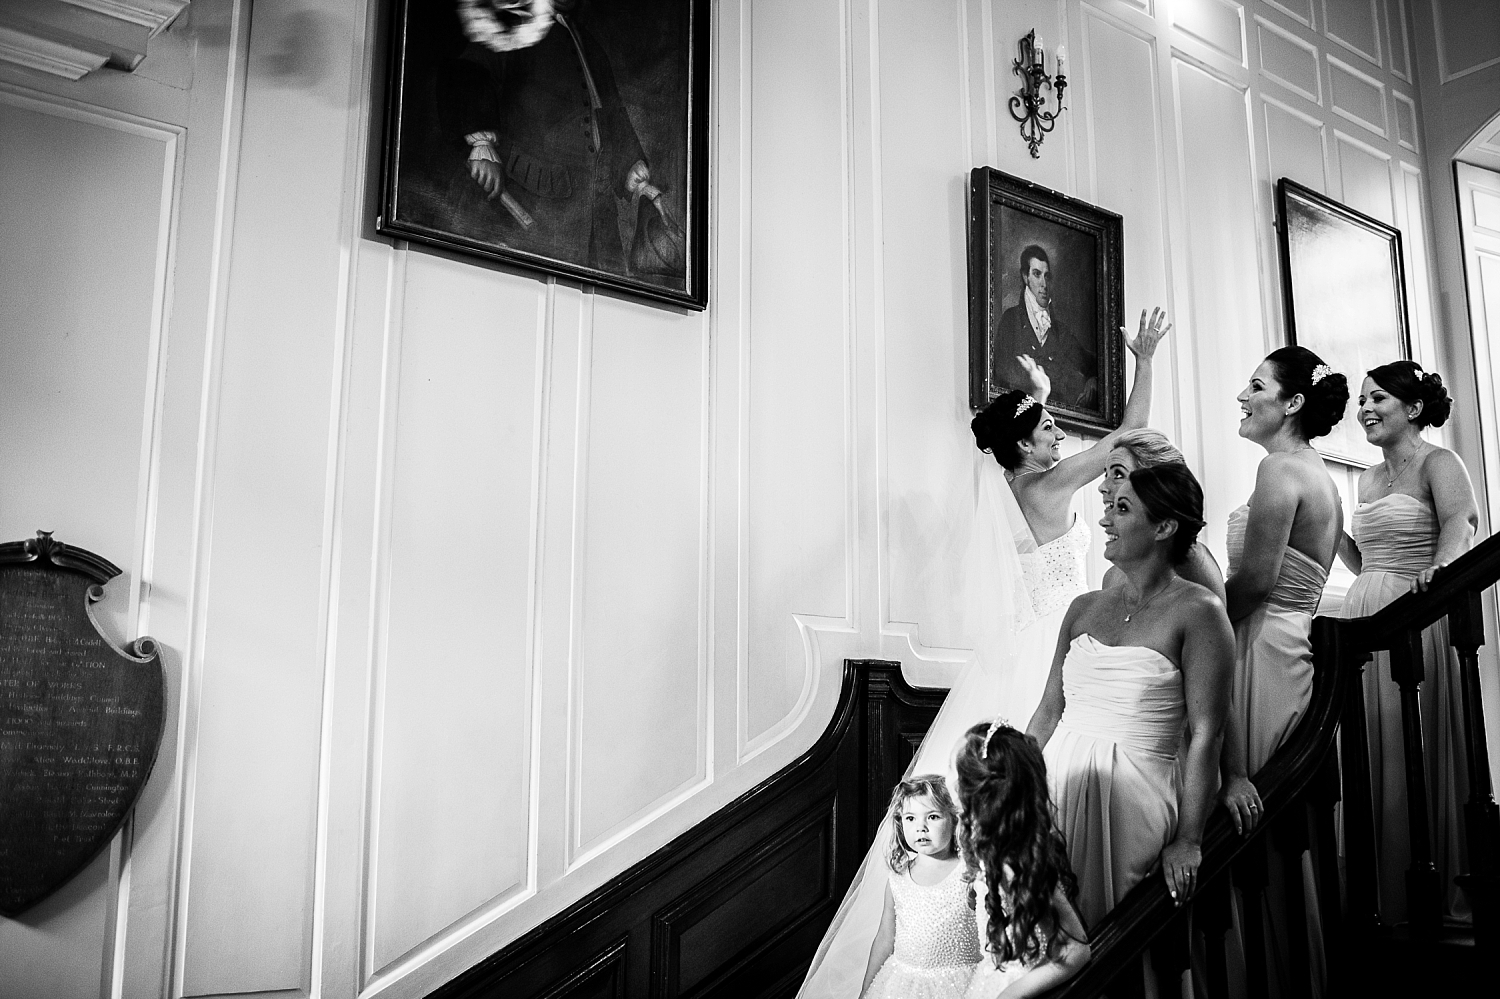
1446;591;1499;946
1388;627;1442;937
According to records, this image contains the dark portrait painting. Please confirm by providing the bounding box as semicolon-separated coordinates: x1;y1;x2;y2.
379;0;710;309
968;168;1124;434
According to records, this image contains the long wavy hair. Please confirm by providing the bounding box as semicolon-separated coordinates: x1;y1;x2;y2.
955;721;1081;964
884;774;960;873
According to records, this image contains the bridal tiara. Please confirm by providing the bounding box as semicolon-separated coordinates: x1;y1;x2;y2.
1014;395;1038;418
985;715;1011;748
1311;363;1333;385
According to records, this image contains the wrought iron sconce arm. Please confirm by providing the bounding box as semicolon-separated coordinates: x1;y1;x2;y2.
1009;29;1068;158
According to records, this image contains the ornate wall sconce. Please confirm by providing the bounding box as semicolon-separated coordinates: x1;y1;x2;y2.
1009;30;1068;158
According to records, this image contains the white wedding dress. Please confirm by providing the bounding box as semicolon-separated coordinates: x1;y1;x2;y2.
797;458;1090;999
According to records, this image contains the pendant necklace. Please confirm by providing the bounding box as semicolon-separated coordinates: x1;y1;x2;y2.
1123;578;1174;623
1385;441;1426;488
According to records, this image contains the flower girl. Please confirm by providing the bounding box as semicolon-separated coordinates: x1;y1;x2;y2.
860;775;980;999
953;721;1091;998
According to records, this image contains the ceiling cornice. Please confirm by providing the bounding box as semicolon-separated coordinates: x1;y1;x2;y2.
0;0;188;80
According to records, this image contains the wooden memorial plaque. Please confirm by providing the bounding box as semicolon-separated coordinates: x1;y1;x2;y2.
0;531;164;915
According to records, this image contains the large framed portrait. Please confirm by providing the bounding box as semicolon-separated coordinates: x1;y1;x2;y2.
967;167;1125;434
377;0;710;310
1275;178;1411;465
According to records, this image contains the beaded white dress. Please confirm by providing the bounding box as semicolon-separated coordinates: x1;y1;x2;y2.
1006;514;1093;727
863;865;981;999
797;459;1089;999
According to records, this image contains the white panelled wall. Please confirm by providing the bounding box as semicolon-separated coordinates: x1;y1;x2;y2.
0;1;1496;998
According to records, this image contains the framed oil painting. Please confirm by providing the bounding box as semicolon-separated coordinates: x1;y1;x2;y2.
378;0;710;309
967;167;1125;435
1276;178;1411;465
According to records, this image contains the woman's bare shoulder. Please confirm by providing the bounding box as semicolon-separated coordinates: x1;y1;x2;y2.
1172;578;1227;618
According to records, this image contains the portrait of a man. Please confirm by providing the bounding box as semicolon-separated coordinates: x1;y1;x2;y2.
991;244;1099;410
968;167;1124;433
379;0;710;309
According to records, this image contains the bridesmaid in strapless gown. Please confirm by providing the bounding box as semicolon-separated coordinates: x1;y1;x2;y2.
1343;495;1470;921
1221;347;1346;829
1030;464;1233;929
1338;360;1479;923
1043;635;1187;924
1225;504;1328;774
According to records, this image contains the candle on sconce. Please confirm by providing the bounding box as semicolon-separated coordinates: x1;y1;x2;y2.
1056;44;1066;75
1035;35;1045;67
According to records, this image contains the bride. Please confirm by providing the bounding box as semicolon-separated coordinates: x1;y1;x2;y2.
797;308;1171;999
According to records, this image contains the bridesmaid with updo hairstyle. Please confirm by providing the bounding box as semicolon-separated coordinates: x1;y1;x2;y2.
1221;345;1348;832
1338;360;1479;922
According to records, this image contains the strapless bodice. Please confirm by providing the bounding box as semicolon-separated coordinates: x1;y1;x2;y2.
1226;504;1327;614
1352;493;1436;575
1056;635;1184;759
1021;516;1091;618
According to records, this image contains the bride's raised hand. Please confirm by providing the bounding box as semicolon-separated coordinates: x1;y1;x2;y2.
1016;354;1050;404
1123;307;1171;360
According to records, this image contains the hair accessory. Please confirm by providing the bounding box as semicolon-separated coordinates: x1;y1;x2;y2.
1014;395;1039;419
1311;363;1333;385
985;715;1011;748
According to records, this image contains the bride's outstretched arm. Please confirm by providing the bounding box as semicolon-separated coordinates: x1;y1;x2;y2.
859;883;896;996
1161;591;1233;903
1024;309;1171;501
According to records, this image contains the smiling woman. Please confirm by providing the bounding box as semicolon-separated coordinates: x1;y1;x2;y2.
1026;464;1232;927
1338;360;1479;923
1221;346;1348;829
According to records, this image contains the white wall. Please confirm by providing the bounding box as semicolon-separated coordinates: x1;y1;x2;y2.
0;1;1484;998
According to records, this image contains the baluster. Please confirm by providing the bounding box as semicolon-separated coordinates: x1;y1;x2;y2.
1388;627;1442;937
1272;806;1312;999
1234;846;1270;999
1447;591;1499;947
1310;752;1343;985
1148;906;1191;999
1197;876;1234;999
1338;647;1380;943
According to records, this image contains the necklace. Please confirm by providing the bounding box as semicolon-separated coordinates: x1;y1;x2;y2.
1384;441;1426;487
1123;578;1175;623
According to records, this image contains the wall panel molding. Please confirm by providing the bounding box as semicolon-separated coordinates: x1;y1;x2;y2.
1322;0;1382;68
1327;53;1388;137
0;81;183;999
1433;0;1500;83
1256;14;1321;105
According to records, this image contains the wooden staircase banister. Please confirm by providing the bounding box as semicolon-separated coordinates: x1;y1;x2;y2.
1046;530;1500;995
1352;530;1500;648
1044;619;1353;994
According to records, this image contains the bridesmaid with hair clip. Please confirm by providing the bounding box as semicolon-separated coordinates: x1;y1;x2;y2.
1338;359;1479;923
1220;346;1348;832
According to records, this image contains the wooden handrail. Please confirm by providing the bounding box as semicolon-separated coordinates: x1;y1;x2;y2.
1045;617;1352;994
1046;531;1500;994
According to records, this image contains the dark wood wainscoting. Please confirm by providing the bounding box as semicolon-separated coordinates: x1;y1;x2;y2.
429;660;945;999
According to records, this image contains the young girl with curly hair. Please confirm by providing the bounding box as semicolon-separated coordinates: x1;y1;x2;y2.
861;775;980;999
953;721;1090;998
